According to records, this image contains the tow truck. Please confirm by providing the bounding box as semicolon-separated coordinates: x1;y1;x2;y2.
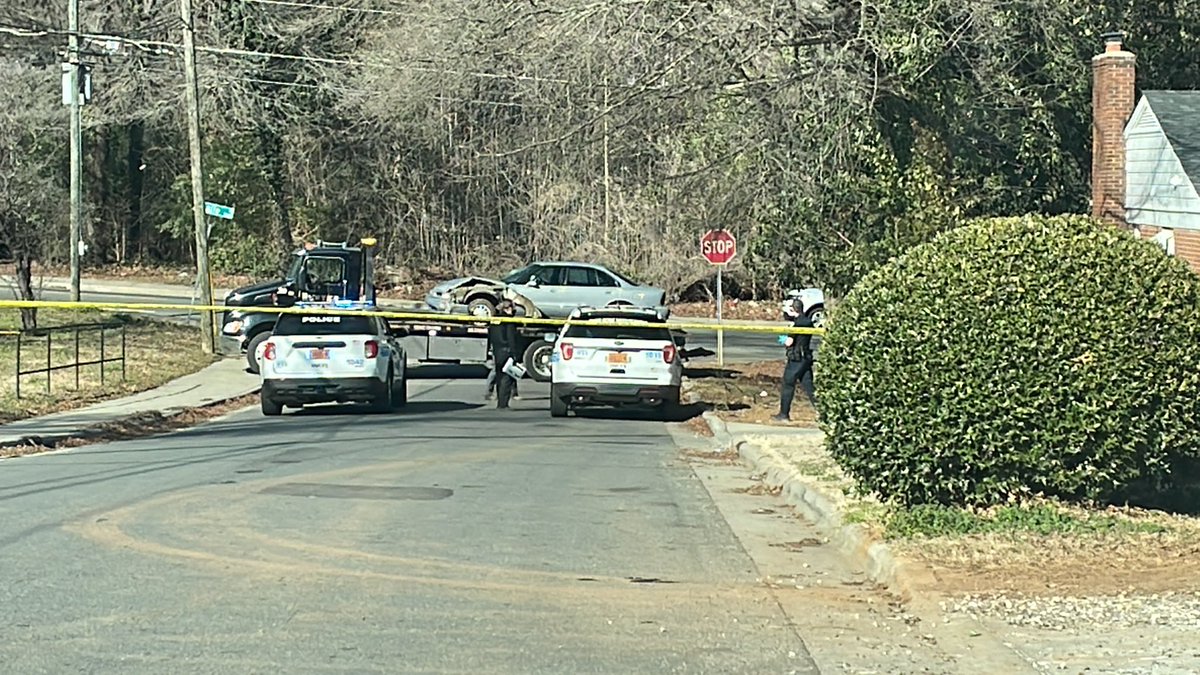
218;237;589;380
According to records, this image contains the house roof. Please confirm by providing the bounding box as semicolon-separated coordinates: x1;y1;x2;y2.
1142;90;1200;188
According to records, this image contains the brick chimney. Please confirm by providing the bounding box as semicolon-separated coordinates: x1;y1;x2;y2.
1091;30;1136;227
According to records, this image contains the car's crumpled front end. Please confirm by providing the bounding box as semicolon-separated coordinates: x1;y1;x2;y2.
424;276;504;312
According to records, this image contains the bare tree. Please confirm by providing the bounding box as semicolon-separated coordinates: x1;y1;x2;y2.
0;59;68;329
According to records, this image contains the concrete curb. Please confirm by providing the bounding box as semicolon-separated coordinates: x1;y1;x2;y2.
700;412;929;599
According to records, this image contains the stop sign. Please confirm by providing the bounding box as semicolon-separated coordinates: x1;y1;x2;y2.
700;230;737;265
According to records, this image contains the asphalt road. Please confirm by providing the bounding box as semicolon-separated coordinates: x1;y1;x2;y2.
0;375;817;673
13;288;800;366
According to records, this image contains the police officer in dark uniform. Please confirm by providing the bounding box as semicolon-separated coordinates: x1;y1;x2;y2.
774;298;816;422
487;299;519;409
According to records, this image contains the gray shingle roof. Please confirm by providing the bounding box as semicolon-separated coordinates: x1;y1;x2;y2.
1143;90;1200;188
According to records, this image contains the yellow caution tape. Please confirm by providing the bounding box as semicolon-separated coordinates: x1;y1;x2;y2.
0;300;826;335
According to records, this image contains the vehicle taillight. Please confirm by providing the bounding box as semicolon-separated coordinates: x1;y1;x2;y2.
263;341;276;360
560;342;574;360
365;340;380;359
663;343;676;363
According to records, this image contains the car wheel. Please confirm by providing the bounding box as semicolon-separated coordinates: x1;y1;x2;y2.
467;296;496;317
550;392;569;418
523;340;554;383
659;392;681;422
261;393;282;416
394;372;408;408
806;304;827;328
245;331;271;374
371;369;394;413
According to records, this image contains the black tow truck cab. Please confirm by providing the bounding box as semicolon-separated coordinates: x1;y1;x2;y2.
218;237;566;380
219;239;380;373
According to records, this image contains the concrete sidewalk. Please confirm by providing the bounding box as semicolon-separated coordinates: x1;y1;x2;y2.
0;358;260;447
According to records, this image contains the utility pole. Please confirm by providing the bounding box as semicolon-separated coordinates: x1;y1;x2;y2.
68;0;82;302
181;0;214;353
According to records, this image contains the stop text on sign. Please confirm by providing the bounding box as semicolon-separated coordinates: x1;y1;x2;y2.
700;230;737;265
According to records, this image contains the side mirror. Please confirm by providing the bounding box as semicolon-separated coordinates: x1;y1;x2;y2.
527;277;540;288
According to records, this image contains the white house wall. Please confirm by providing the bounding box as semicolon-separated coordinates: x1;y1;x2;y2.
1124;99;1200;230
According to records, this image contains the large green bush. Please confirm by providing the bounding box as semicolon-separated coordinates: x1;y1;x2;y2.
816;214;1200;507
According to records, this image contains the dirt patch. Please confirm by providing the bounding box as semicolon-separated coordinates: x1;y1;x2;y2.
678;447;741;465
900;529;1200;596
0;393;258;459
685;360;818;427
680;415;714;437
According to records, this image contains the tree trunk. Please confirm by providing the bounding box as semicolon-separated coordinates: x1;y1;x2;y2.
125;121;145;262
15;252;36;330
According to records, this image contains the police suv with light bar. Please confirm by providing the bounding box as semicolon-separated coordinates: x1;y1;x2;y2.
258;300;407;416
548;306;683;418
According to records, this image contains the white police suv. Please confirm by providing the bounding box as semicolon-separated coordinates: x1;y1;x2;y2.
548;306;683;418
259;303;407;416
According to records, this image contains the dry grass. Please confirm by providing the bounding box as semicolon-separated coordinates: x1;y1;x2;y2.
899;526;1200;595
0;309;216;425
685;360;819;427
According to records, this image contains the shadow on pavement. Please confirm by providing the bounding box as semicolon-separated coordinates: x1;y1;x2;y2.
571;401;710;423
683;366;742;380
407;364;490;380
289;400;485;416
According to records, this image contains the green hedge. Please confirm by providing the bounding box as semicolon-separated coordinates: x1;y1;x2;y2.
815;214;1200;507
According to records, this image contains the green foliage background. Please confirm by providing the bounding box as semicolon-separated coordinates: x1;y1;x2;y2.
816;215;1200;507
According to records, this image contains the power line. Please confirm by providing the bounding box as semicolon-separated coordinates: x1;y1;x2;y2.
0;21;746;96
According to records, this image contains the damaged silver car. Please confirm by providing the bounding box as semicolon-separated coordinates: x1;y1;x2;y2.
424;262;668;319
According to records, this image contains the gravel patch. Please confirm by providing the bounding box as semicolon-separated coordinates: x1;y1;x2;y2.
947;592;1200;631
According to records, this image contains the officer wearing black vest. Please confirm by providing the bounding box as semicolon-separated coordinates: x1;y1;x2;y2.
487;299;519;409
773;298;816;422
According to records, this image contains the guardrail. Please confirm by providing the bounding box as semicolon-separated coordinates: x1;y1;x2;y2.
11;321;126;398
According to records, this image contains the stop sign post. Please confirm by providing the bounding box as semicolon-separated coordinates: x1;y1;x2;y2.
700;230;737;365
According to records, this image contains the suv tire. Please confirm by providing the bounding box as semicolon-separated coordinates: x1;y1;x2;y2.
550;385;569;418
371;369;394;413
261;393;283;416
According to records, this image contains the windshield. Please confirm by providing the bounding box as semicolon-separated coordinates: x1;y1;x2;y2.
285;253;303;280
502;264;544;284
274;314;375;336
563;324;672;341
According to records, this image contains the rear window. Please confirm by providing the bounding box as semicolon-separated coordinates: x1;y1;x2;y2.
274;314;375;336
564;323;671;341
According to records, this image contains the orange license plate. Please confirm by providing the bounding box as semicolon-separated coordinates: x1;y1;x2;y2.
311;348;329;360
607;352;630;364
